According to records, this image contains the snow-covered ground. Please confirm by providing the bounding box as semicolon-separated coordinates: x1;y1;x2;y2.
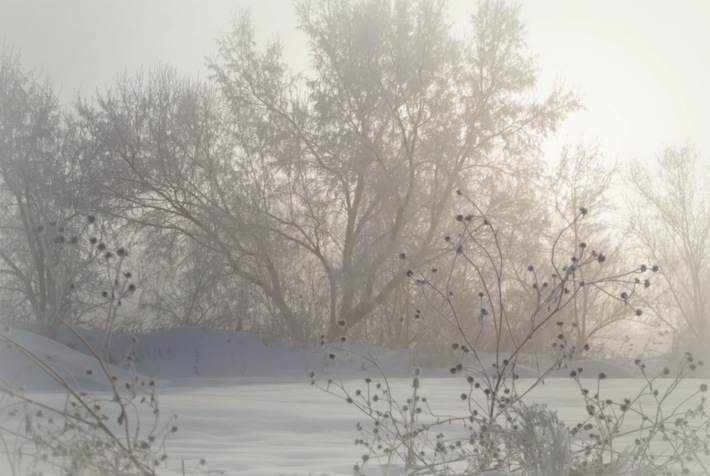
1;326;708;475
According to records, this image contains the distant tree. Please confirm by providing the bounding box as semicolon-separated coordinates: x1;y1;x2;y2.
81;0;578;341
76;68;275;332
628;142;710;363
548;144;645;356
0;46;97;335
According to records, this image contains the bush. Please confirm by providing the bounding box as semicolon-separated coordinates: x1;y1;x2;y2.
0;227;176;476
314;195;710;475
567;357;709;475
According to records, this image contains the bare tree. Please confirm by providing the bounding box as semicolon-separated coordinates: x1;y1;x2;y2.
0;46;97;335
549;144;645;356
76;68;283;332
212;0;578;339
628;142;710;363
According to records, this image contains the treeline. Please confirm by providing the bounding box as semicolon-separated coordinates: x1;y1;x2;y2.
0;0;706;361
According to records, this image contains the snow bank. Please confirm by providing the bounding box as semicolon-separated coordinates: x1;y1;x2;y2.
0;327;133;392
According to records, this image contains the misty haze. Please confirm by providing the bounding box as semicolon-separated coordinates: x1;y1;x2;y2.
0;0;708;474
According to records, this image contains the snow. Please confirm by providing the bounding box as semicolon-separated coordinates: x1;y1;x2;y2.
1;325;708;475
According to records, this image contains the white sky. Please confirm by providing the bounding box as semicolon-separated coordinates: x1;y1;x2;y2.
1;0;708;163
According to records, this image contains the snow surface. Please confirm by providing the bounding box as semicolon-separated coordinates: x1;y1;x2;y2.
1;326;708;475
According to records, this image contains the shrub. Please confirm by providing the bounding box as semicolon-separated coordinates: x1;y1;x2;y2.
314;194;710;475
0;225;176;476
567;356;709;475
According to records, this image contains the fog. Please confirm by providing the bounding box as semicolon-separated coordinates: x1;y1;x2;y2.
0;0;710;475
0;2;709;472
